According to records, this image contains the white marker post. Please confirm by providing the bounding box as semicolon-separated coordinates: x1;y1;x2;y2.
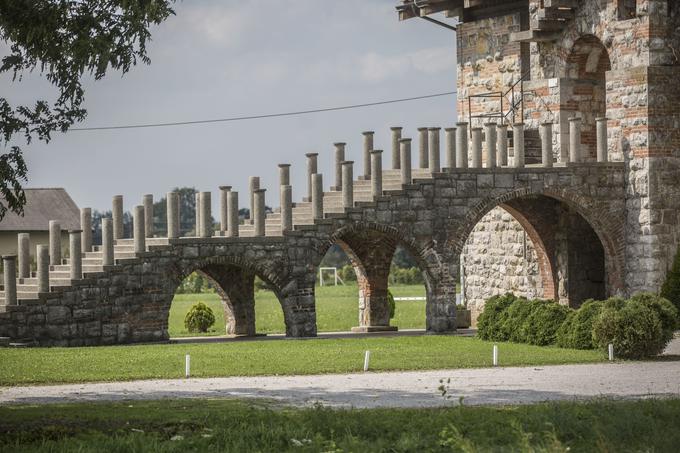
492;345;499;367
608;344;614;361
185;354;191;378
363;350;371;372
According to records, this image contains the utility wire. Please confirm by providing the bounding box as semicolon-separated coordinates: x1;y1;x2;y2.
69;90;457;131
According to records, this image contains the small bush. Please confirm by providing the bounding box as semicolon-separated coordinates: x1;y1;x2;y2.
523;301;572;346
556;299;604;350
339;264;357;282
184;302;216;333
629;293;679;337
476;293;522;341
387;290;395;319
502;297;543;343
661;245;680;313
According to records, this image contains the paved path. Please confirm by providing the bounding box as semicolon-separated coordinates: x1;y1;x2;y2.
2;360;679;408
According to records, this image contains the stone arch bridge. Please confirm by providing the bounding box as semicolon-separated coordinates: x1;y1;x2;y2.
0;126;626;346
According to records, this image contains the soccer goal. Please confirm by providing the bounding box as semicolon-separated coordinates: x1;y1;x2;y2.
318;267;345;286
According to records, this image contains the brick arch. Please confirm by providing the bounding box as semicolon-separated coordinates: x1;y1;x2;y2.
445;187;625;297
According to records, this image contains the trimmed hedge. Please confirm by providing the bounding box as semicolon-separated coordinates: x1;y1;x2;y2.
523;301;572;346
476;293;521;341
556;299;605;350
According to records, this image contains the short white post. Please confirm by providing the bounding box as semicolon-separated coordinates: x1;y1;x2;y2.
185;354;191;378
493;344;499;367
608;344;614;361
363;350;371;372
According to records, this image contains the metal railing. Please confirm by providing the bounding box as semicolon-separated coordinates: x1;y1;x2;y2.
467;71;531;133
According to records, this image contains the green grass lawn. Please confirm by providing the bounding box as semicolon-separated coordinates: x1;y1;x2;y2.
0;335;604;386
2;398;680;452
170;284;427;337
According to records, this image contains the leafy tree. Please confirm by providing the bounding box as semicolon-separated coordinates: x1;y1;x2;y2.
184;302;216;333
0;0;175;219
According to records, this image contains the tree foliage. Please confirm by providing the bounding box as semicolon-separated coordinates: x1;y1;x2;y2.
0;0;175;219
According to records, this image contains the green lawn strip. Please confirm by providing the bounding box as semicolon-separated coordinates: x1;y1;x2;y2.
1;398;679;452
170;284;427;337
0;336;603;386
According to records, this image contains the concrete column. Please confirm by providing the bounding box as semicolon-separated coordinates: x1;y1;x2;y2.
569;117;582;163
194;192;201;235
48;220;61;266
37;245;49;293
391;127;402;169
541;122;554;168
371;150;383;199
428;127;441;172
312;173;323;220
80;208;92;252
456;123;469;169
227;191;239;238
341;161;354;209
513;123;526;168
418;127;429;169
280;185;292;232
484;123;497;168
445;127;456;169
333;142;346;191
400;139;412;185
305;153;317;201
199;191;212;238
362;131;373;179
278;163;291;186
2;256;16;305
219;186;231;235
471;128;483;168
497;124;509;166
249;176;260;222
133;205;145;253
142;194;153;238
112;195;124;240
69;230;82;280
102;218;114;266
17;233;30;279
596;117;608;163
253;189;266;237
167;192;180;239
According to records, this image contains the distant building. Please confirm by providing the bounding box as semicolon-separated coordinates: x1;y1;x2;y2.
0;188;80;258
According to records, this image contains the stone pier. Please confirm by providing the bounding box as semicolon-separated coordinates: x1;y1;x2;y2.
513;123;525;168
253;189;266;237
36;245;49;293
541;123;553;168
80;208;92;253
69;230;82;280
596;117;607;163
227;191;239;238
362;131;373;179
305;154;317;202
484;123;497;169
112;195;124;240
219;186;231;235
143;194;153;238
195;192;201;235
471;128;482;168
278;163;291;186
445;127;456;169
133;205;146;253
456;123;468;169
497;124;508;167
371;150;383;199
569;118;581;164
102;218;114;266
391;127;402;169
342;161;354;208
311;174;323;220
199;192;211;238
2;256;17;305
48;220;61;266
428;127;441;172
333;142;345;191
249;177;260;223
280;185;292;232
17;233;29;279
418;127;429;169
167;192;180;239
400;139;412;185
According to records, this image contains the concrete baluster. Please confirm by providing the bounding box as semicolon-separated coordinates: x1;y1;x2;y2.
48;220;61;266
167;192;180;239
371;150;383;199
541;122;554;168
102;218;114;266
112;195;124;240
219;186;231;235
342;161;354;209
362;131;374;179
227;191;239;238
194;192;201;236
2;255;17;305
248;176;260;223
429;127;441;173
312;173;323;220
69;230;82;280
418;127;429;169
513;123;526;168
133;205;146;253
17;233;30;279
280;185;292;232
569;117;582;164
497;124;509;166
333;142;345;191
305;154;317;201
471;128;483;168
400;139;412;185
143;194;153;238
445;127;456;169
456;123;469;169
199;191;211;238
391;127;402;169
278;163;291;186
253;189;266;237
80;208;92;252
37;245;49;293
484;123;497;168
596;117;608;163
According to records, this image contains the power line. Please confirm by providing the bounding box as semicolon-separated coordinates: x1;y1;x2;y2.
69;90;457;131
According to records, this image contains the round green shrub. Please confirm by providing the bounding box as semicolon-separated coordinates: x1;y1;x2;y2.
502;297;542;343
629;293;679;338
556;299;604;350
184;302;216;333
476;293;521;341
592;299;665;359
523;301;572;346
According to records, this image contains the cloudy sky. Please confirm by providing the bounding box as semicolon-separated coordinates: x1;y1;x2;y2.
6;0;458;213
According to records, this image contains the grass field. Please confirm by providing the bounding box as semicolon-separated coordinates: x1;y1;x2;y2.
169;284;428;337
0;335;604;386
2;398;679;452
